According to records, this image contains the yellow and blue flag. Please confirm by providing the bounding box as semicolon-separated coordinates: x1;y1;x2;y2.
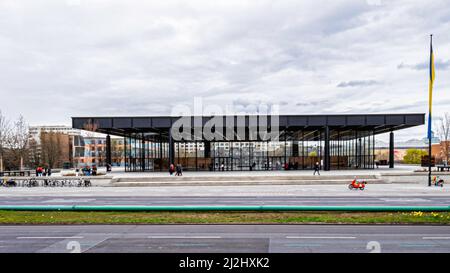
428;35;435;140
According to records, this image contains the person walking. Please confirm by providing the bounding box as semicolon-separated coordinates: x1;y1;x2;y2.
176;164;183;176
169;163;175;176
313;161;320;175
47;167;52;177
37;166;43;177
83;166;91;176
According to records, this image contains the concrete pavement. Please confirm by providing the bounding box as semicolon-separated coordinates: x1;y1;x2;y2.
49;164;450;187
1;183;448;197
0;195;449;207
0;225;449;253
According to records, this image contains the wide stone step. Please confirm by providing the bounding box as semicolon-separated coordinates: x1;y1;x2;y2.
113;174;379;183
112;178;386;187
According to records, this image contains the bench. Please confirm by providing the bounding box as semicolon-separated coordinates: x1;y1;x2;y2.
436;165;450;172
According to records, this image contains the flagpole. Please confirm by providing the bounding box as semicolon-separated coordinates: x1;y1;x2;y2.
428;34;433;187
428;123;431;187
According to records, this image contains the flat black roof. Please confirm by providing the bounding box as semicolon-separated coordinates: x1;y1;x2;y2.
72;113;425;141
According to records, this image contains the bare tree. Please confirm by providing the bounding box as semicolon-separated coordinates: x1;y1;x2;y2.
40;132;62;168
11;115;29;149
436;112;450;164
40;131;71;168
0;110;11;171
8;115;30;170
28;138;41;167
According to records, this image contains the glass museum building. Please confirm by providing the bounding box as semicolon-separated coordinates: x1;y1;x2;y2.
72;114;424;172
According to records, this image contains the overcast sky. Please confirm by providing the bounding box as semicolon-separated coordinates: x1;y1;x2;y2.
1;0;449;141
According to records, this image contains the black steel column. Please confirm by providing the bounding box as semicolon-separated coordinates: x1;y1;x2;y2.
301;131;304;169
168;130;175;166
337;132;340;170
195;141;198;171
354;131;358;168
106;134;112;167
358;138;362;168
372;130;375;169
159;132;163;171
204;141;211;158
389;131;394;168
284;130;287;165
124;136;127;172
324;126;330;171
141;133;145;171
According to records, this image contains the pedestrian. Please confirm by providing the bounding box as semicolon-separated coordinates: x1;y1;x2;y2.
92;165;97;176
47;167;52;177
313;161;320;175
176;164;183;176
220;162;225;171
169;163;175;175
83;166;91;176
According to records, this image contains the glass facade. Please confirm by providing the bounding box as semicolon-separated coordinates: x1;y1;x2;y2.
123;128;376;172
124;135;170;172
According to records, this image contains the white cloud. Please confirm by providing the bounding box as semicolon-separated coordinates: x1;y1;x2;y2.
1;0;449;141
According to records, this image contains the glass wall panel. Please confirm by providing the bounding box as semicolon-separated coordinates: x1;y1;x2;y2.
124;128;375;172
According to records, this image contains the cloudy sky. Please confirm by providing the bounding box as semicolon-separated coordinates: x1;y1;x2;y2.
1;0;449;141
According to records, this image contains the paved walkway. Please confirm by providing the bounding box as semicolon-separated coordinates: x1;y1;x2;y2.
22;164;450;187
1;183;449;197
0;195;449;206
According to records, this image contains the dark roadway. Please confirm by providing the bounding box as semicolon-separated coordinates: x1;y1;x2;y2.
0;225;449;253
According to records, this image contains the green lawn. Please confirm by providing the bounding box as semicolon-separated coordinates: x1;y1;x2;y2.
0;210;449;225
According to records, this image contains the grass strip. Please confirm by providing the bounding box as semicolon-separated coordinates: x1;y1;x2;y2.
0;210;449;225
